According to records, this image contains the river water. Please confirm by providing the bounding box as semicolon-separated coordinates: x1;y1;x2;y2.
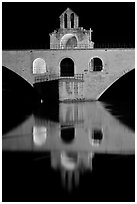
2;99;135;202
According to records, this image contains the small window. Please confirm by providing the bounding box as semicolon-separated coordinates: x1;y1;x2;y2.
33;58;46;74
90;57;103;71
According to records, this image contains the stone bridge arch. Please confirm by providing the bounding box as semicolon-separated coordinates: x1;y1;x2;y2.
2;51;34;86
2;66;34;88
96;68;135;100
2;65;33;87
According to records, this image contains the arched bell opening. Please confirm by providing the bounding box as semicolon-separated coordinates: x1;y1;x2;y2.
70;13;74;28
64;13;67;28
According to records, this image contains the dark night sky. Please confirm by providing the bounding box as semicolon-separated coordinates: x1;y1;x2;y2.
2;2;135;49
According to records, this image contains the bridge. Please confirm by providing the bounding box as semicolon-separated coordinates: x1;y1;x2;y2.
2;8;135;102
2;48;135;101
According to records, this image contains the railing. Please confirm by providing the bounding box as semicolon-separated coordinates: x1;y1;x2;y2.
74;74;84;80
35;74;59;83
60;74;84;81
34;73;84;83
50;43;134;49
94;43;134;49
93;66;103;71
50;44;93;49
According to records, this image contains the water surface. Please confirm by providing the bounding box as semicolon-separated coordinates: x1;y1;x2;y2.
2;101;135;201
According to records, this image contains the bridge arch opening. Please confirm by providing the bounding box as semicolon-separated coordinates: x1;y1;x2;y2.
2;65;33;87
60;58;75;77
90;57;103;71
33;58;46;74
97;68;135;100
2;66;40;105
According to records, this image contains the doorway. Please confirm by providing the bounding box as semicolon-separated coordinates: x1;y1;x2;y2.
60;58;74;77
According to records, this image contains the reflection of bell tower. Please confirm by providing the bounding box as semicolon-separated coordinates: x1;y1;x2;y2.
50;8;94;49
51;151;94;191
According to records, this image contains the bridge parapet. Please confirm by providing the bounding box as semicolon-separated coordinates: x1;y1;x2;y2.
50;44;93;49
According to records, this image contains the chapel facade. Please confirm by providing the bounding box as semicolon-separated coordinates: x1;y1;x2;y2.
50;8;94;49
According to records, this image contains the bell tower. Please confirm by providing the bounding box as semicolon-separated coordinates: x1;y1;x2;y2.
50;8;94;49
59;8;79;29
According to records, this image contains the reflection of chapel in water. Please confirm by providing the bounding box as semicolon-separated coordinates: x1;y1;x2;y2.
51;151;94;191
31;102;134;191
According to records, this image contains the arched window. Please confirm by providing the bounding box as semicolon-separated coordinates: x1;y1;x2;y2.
66;36;77;48
60;34;77;49
33;58;46;74
70;13;74;28
64;13;67;28
60;58;74;77
90;57;103;71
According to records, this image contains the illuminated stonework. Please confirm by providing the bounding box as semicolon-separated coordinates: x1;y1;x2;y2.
50;8;94;49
